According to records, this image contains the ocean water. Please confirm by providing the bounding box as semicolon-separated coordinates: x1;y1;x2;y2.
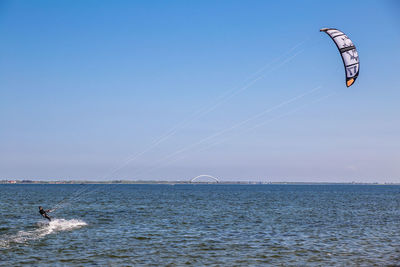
0;184;399;266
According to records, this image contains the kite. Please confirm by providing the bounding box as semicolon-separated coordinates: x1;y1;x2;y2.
320;28;359;87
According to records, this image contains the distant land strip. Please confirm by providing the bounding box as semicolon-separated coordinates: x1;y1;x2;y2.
0;180;399;185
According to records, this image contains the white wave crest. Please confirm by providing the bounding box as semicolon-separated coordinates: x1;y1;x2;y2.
0;219;87;248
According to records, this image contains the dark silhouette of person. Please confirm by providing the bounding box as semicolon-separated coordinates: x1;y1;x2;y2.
38;206;52;221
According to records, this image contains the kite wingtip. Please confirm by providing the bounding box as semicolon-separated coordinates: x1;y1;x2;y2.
346;78;355;87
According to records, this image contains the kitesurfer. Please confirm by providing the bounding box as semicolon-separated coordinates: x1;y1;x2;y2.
38;206;52;221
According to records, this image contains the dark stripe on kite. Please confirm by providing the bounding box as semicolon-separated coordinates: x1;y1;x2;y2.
340;46;356;53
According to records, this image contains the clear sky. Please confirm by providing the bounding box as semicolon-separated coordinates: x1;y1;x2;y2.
1;0;399;182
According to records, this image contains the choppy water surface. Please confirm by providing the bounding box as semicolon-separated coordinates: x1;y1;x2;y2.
0;184;399;266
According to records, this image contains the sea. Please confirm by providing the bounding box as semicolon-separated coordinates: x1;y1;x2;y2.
0;184;399;266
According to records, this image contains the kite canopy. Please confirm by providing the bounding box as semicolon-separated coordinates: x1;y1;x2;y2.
320;28;359;87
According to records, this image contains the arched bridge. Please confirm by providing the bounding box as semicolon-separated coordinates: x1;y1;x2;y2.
190;175;219;183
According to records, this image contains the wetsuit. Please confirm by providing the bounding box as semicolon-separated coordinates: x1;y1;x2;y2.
39;209;51;221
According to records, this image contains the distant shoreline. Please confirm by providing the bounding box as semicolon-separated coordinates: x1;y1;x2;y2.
1;180;399;185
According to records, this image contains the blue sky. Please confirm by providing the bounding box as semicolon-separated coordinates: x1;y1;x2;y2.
1;0;399;182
